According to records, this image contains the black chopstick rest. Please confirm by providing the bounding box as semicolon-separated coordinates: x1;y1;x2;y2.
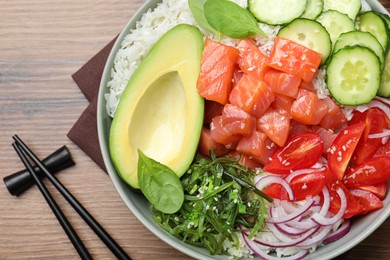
3;146;75;196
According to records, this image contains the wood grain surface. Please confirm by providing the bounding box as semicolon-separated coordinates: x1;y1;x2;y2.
0;1;389;259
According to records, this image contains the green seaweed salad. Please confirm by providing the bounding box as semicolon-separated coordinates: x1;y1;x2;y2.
151;152;272;255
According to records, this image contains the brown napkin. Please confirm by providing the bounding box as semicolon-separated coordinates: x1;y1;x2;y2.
67;38;118;172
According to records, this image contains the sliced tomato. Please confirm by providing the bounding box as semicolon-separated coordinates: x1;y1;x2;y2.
349;108;389;165
356;182;388;200
257;108;290;147
237;38;270;80
290;89;328;125
343;155;390;188
271;94;295;113
204;100;224;125
221;104;256;136
197;38;240;104
269;37;322;83
261;183;283;200
263;69;301;98
198;127;230;157
209;115;241;149
320;97;347;130
323;168;365;219
263;132;323;174
236;130;275;165
327;122;366;180
229;74;275;118
263;170;326;201
350;189;383;214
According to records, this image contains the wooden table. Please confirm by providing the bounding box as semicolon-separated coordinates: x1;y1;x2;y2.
0;0;389;259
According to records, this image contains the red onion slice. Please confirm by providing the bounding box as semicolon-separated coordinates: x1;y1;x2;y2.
255;175;295;201
296;225;333;247
323;220;351;244
242;232;309;260
267;198;315;224
311;188;347;226
249;227;320;248
318;186;331;217
274;223;312;236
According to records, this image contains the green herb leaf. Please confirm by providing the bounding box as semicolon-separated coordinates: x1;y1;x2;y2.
188;0;219;36
204;0;268;39
137;150;184;214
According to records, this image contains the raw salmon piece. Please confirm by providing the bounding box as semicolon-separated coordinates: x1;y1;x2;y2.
221;104;256;136
236;130;275;165
210;115;241;149
229;74;275;118
271;94;295;113
198;127;230;157
269;37;322;83
291;89;328;125
320;97;347;130
197;38;240;104
264;69;301;98
257;108;291;147
237;39;270;80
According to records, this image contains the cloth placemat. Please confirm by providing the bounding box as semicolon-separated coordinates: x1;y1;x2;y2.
67;38;117;172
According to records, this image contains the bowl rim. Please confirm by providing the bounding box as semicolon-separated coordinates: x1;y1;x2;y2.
97;1;390;259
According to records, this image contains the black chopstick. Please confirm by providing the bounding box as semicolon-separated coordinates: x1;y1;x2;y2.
12;142;92;260
13;135;131;260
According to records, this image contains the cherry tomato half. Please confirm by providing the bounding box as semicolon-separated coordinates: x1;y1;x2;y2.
263;132;323;174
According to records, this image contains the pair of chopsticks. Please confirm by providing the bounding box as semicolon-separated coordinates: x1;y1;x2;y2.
12;135;130;260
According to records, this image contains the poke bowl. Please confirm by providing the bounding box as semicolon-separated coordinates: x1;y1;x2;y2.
97;0;390;259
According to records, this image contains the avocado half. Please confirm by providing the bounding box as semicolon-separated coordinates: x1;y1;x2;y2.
109;24;205;189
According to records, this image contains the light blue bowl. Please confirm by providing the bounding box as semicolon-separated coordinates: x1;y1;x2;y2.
97;1;390;259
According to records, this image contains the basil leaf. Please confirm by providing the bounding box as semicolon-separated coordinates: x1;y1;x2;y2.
188;0;219;36
204;0;268;39
137;150;184;214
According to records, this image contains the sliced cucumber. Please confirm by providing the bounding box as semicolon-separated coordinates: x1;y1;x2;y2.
278;18;331;65
379;50;390;97
357;11;390;54
316;10;355;46
378;13;390;97
323;0;361;21
326;46;381;105
301;0;323;20
334;31;385;70
248;0;307;25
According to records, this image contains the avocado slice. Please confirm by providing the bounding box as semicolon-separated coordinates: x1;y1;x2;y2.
109;24;205;189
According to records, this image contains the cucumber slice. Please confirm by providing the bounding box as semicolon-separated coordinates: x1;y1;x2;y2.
379;50;390;97
378;13;390;97
248;0;307;25
301;0;323;20
278;18;331;65
323;0;361;21
316;10;355;46
357;11;390;53
334;31;385;70
326;46;381;105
